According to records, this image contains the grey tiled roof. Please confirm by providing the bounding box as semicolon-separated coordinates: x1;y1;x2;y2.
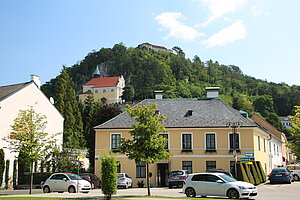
94;98;257;129
0;82;31;102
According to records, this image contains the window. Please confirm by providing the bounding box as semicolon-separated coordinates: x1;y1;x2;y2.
117;162;121;173
182;133;192;151
182;161;192;174
159;133;169;149
205;133;216;151
111;133;121;152
95;90;98;94
229;133;240;150
277;146;279;155
111;89;114;92
136;162;146;178
103;89;106;93
263;138;266;152
258;135;261;151
206;161;216;170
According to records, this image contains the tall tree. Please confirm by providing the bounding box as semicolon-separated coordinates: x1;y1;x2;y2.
5;107;58;194
287;106;300;160
119;103;171;196
54;67;86;149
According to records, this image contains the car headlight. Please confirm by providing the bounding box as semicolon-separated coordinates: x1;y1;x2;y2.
238;186;247;189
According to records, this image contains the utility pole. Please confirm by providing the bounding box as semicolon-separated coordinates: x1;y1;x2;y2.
227;122;243;179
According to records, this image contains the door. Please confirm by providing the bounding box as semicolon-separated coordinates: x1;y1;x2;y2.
157;163;169;187
205;175;226;196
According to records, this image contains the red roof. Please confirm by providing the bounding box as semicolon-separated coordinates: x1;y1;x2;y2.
84;77;120;88
143;42;167;50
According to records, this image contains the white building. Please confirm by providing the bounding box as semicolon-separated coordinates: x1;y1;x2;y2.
0;75;64;188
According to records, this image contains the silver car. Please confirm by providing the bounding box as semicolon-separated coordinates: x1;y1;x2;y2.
42;173;91;193
183;172;257;199
117;173;132;189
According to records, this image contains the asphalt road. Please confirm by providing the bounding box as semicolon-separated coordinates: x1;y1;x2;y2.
0;181;299;199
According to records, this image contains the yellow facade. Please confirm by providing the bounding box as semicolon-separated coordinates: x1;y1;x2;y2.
79;76;125;104
95;126;270;187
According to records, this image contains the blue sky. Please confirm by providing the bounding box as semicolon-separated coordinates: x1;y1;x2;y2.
0;0;299;86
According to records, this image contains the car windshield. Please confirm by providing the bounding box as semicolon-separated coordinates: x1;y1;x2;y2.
118;174;124;178
219;174;237;182
169;171;184;176
272;168;287;173
66;174;83;180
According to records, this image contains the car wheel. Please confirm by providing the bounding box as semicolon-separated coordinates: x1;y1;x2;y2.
293;175;299;181
125;183;129;189
43;186;51;193
168;184;172;189
68;186;76;193
185;187;196;197
227;188;239;199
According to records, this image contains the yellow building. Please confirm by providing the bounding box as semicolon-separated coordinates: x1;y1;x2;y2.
94;88;270;187
79;67;125;104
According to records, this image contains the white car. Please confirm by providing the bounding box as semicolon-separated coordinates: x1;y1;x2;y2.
42;173;91;193
183;173;257;199
117;173;132;189
287;163;300;181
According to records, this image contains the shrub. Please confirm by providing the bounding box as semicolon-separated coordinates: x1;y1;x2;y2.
13;160;17;188
101;156;117;200
249;162;260;185
256;161;266;182
253;161;263;183
239;163;250;183
0;149;4;187
243;163;255;185
5;160;9;189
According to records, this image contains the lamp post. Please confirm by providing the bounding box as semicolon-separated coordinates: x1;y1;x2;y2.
227;122;243;179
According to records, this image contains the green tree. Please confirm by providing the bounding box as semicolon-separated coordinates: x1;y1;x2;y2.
253;95;275;117
122;85;135;102
119;103;171;196
5;107;58;194
0;149;4;187
54;67;86;149
101;156;118;200
232;94;254;114
287;106;300;160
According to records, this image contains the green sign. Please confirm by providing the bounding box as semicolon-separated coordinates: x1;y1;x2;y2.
240;158;251;162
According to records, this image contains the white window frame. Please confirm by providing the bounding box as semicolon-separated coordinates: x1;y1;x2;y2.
181;132;193;150
110;133;122;150
258;135;261;151
204;132;217;150
228;132;241;150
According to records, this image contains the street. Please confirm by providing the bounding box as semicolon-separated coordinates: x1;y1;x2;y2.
0;181;299;199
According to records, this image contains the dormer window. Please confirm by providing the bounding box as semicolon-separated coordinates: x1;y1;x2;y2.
185;110;193;117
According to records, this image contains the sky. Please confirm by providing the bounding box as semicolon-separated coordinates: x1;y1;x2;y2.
0;0;299;86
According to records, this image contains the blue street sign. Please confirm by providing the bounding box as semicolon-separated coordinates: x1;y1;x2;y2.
245;153;254;157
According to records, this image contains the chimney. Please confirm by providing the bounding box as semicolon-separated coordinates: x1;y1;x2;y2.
205;87;219;98
31;74;41;89
154;90;163;99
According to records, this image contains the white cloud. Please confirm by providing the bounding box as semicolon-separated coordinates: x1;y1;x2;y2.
197;0;246;27
201;20;246;47
252;5;270;17
155;12;205;41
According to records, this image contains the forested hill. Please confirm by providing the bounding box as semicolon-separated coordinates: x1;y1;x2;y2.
42;43;300;133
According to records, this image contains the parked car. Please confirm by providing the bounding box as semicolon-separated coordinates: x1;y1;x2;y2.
287;164;300;181
183;172;257;199
117;173;132;189
168;170;188;189
205;169;234;177
269;167;293;184
79;173;101;189
42;173;91;193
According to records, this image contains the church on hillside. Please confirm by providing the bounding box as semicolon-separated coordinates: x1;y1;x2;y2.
78;66;125;104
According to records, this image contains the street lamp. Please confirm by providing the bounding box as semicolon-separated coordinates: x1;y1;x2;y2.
227;121;243;179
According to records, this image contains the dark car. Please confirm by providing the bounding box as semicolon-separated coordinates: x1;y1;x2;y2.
168;170;188;189
79;173;101;189
205;169;234;177
269;167;293;184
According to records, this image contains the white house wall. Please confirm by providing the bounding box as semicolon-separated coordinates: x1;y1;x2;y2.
269;136;283;170
0;83;63;187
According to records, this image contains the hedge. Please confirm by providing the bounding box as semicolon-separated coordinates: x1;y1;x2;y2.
256;161;267;182
249;162;260;185
0;149;4;187
253;161;263;183
243;163;255;185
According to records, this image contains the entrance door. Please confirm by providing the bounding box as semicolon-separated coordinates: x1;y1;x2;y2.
157;163;169;187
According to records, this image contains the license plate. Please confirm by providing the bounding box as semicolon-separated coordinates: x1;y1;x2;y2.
275;175;282;176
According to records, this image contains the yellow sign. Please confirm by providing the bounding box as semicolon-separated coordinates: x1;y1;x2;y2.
77;155;86;159
245;162;253;165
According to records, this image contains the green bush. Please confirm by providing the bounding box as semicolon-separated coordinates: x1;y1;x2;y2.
253;161;263;183
249;163;260;185
5;160;9;189
13;160;17;187
101;156;118;200
0;149;4;187
256;161;266;182
243;163;255;185
239;163;250;183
